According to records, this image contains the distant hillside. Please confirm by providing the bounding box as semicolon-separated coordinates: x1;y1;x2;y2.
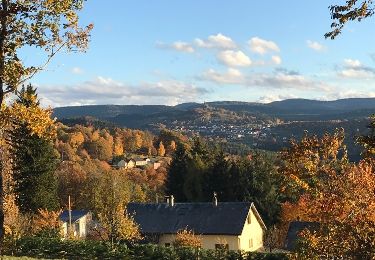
53;98;375;162
54;98;375;122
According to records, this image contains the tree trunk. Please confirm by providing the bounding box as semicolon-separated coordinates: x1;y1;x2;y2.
0;0;9;254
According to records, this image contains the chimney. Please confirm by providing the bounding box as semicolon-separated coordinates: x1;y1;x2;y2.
169;195;175;207
213;192;218;207
165;196;170;204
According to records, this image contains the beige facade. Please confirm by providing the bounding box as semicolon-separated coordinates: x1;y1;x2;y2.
157;207;265;252
61;212;92;239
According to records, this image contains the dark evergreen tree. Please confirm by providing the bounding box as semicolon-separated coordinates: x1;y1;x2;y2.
357;114;375;160
166;144;189;201
204;150;232;200
10;85;59;213
236;152;282;225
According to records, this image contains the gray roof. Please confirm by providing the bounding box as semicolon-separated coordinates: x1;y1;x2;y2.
59;210;89;223
127;202;266;235
285;221;320;251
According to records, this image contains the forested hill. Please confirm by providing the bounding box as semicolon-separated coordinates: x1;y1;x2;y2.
53;98;375;123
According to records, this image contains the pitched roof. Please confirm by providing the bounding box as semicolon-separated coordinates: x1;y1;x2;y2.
285;221;320;251
127;202;266;235
59;210;90;223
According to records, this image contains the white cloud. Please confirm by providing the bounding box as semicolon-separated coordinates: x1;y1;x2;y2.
338;59;375;79
71;67;84;74
194;33;237;49
323;89;375;100
156;41;195;53
271;55;282;65
249;37;280;55
171;41;195;53
202;68;245;84
344;59;361;68
201;68;331;91
306;40;325;51
258;93;298;103
338;69;374;78
37;77;208;107
217;50;252;67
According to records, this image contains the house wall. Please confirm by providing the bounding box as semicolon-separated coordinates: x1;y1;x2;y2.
61;213;92;239
158;234;240;251
238;209;264;251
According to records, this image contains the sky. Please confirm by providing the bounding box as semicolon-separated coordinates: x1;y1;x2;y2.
24;0;375;107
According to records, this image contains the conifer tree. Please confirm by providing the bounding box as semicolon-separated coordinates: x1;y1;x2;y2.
10;85;59;213
166;144;189;201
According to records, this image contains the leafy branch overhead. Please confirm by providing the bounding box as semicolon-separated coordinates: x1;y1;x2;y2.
326;0;374;39
0;0;93;104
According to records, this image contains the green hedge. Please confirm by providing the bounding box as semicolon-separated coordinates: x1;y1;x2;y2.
6;237;290;260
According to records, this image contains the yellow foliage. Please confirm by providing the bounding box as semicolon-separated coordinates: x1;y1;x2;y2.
173;228;202;248
1;102;56;139
33;209;62;234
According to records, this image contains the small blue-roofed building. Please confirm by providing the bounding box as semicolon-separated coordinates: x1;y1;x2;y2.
59;210;92;239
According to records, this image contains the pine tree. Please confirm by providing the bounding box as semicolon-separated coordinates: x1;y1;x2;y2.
166;144;189;201
10;85;59;213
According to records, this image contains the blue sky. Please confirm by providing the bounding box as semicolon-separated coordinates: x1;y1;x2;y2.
27;0;375;107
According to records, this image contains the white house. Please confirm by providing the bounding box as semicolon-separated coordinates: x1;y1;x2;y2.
127;200;266;251
60;210;92;239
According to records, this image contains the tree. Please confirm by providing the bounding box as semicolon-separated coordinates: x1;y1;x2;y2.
278;129;348;202
90;171;140;246
157;141;166;157
326;0;374;39
357;114;375;160
166;144;189;201
0;0;93;104
0;0;92;251
173;228;202;248
295;162;375;259
9;85;59;213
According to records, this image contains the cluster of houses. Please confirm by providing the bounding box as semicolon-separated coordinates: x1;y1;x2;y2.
112;157;163;170
59;196;313;252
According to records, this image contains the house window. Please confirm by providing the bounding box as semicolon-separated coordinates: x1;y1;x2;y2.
249;238;253;248
247;213;251;224
165;243;171;247
215;244;229;250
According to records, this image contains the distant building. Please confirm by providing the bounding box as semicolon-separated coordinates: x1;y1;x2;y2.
126;159;136;169
134;158;149;167
60;210;92;239
117;159;127;168
127;201;266;251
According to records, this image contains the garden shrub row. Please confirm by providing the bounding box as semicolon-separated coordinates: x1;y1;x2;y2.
6;237;290;260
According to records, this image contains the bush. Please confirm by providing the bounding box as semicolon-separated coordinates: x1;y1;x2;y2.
6;237;290;260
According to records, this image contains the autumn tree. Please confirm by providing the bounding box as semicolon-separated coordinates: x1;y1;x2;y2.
9;85;59;213
173;228;202;248
0;0;92;250
167;140;177;155
0;0;92;104
157;141;166;157
326;0;374;39
278;129;348;202
90;171;141;246
295;162;375;259
32;209;62;239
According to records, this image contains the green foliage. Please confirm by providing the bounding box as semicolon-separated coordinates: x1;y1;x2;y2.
10;85;59;213
5;237;291;260
357;114;375;160
166;137;282;225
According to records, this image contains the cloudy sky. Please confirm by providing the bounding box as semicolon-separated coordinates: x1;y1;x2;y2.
24;0;375;107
